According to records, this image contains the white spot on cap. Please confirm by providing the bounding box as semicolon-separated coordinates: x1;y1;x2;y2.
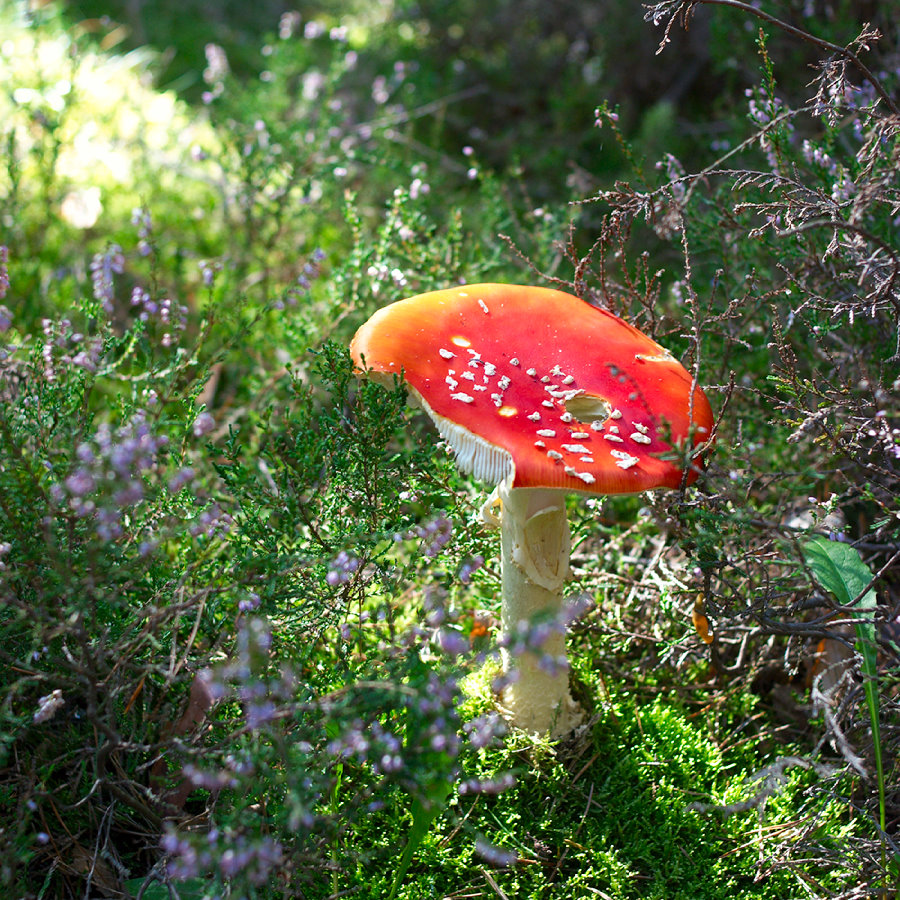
439;348;455;359
542;400;555;408
570;432;591;439
633;422;649;434
536;429;556;438
527;412;541;422
534;440;546;448
547;387;581;401
497;375;511;390
526;368;537;377
562;375;575;385
630;433;652;445
610;450;639;469
562;444;590;454
547;450;563;461
609;409;622;420
450;392;474;403
483;362;497;376
565;465;596;484
510;358;520;366
478;299;489;314
603;433;624;443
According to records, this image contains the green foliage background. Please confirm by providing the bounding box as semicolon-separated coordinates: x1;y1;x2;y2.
0;0;898;897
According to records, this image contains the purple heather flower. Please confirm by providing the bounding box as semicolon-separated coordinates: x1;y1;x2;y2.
203;43;229;83
459;772;516;795
378;753;403;773
200;261;218;286
435;628;469;659
33;689;65;724
131;286;188;343
193;412;216;437
168;467;196;493
131;207;153;256
304;21;325;40
244;699;276;730
279;11;301;39
90;244;125;313
64;468;95;497
0;245;8;299
326;550;360;586
113;481;144;506
459;554;484;584
474;837;517;867
537;653;569;676
238;592;261;613
463;713;505;750
413;514;453;558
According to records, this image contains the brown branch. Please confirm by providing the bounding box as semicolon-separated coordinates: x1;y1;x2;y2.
675;0;899;116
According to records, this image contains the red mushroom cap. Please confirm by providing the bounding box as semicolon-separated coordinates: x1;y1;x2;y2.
350;284;714;494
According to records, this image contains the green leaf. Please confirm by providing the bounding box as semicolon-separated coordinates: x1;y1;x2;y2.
803;537;885;834
803;537;876;612
386;779;453;900
123;877;208;899
804;537;879;707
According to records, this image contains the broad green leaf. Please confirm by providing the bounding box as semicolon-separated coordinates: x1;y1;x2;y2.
804;537;879;689
803;537;876;612
803;537;885;833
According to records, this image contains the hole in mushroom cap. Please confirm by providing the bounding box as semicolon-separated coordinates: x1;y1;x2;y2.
563;392;612;424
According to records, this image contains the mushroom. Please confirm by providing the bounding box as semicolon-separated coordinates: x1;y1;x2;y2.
350;283;714;735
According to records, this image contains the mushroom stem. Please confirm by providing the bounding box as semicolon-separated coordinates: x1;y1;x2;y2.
495;483;582;735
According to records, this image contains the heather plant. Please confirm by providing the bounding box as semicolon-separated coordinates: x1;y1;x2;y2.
571;0;900;889
0;231;510;898
0;10;517;896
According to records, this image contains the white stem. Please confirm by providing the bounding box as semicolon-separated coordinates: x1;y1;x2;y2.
493;482;581;735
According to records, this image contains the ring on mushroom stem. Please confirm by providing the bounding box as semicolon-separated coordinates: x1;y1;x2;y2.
351;283;714;736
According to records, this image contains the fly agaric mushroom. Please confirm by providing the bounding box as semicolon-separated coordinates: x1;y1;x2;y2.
350;283;714;735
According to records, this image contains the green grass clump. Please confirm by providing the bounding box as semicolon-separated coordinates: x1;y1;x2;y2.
344;685;859;899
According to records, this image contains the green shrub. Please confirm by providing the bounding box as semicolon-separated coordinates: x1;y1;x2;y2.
2;1;898;897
